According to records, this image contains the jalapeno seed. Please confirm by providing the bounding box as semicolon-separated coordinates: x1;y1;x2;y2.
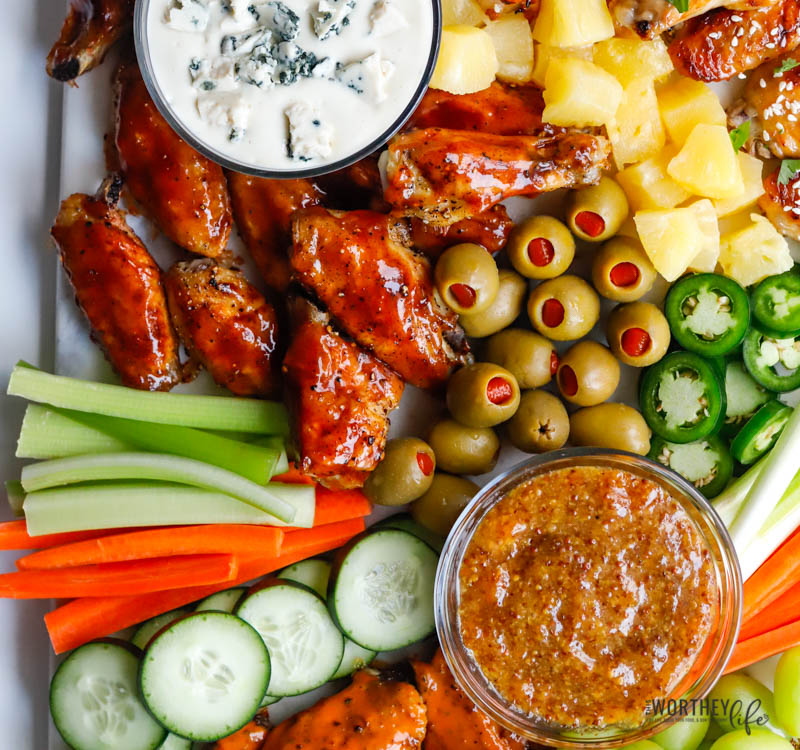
610;262;640;288
574;211;605;238
541;299;565;328
528;238;555;267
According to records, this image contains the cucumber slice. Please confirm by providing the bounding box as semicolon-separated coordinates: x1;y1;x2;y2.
330;638;377;680
157;735;192;750
195;588;246;613
131;608;194;650
140;612;270;742
260;694;280;707
277;558;331;597
375;513;445;552
236;581;344;697
50;639;167;750
329;529;438;651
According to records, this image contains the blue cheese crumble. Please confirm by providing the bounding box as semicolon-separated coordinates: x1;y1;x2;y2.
286;101;334;161
312;0;357;40
336;52;395;101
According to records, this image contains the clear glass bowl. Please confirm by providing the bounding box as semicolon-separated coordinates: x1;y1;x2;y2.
435;448;743;749
133;0;442;178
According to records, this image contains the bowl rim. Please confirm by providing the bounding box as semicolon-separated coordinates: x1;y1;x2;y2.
133;0;442;179
434;447;743;749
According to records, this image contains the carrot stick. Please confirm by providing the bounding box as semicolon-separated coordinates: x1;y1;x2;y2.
742;526;800;623
16;525;283;570
272;463;315;485
0;554;237;599
312;487;372;528
0;520;138;551
740;580;800;641
44;518;365;653
725;620;800;674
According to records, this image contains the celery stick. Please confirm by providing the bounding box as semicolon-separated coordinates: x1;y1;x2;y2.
20;452;295;522
23;481;315;535
251;435;288;476
5;481;24;518
712;458;766;528
7;364;289;435
274;449;289;475
16;404;131;458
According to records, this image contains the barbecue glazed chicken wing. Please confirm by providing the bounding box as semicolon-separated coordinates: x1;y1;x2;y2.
47;0;133;82
51;177;181;391
282;297;404;489
114;61;232;259
759;169;800;240
669;0;800;81
383;128;611;226
410;206;513;258
227;172;324;292
290;208;471;389
262;669;427;750
164;260;281;398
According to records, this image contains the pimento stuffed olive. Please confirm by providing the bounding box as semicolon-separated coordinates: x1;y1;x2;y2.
591;237;657;303
606;302;670;367
566;177;629;243
556;340;620;407
527;275;600;341
484;328;559;389
570;403;652;455
459;269;527;338
507;390;570;453
410;473;479;536
446;363;520;428
363;438;436;506
506;215;576;280
434;243;499;315
427;418;500;475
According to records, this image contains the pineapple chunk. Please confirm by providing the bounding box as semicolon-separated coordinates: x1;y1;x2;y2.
533;0;614;48
713;152;766;217
686;199;721;273
485;15;534;84
657;77;727;144
606;78;665;168
531;43;592;87
634;207;705;282
667;124;744;200
543;57;622;127
441;0;488;26
616;145;691;211
719;214;794;287
430;26;498;95
592;37;673;87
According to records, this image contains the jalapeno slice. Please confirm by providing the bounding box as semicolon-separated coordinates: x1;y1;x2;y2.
639;351;726;443
664;273;750;357
648;434;733;499
751;267;800;335
742;328;800;392
730;400;794;465
719;360;773;440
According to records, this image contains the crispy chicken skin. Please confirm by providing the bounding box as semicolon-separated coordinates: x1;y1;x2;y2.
759;168;800;240
114;61;232;259
383;128;611;225
262;670;427;750
164;260;281;398
290;208;471;389
409;206;513;258
226;172;324;292
412;651;527;750
669;0;800;81
211;708;270;750
51;177;181;391
47;0;133;82
282;297;404;489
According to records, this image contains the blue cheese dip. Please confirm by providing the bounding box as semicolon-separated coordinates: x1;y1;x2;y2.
144;0;435;171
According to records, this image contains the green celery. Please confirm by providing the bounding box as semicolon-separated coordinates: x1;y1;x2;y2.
7;363;289;435
274;449;289;475
251;435;289;475
712;458;766;527
20;452;295;522
4;481;24;518
23;481;315;536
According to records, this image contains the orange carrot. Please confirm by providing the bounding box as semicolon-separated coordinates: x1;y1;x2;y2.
725;620;800;674
312;487;372;527
742;526;800;624
0;554;237;599
277;517;365;557
272;463;315;485
16;525;283;571
740;580;800;641
0;520;143;551
45;518;365;653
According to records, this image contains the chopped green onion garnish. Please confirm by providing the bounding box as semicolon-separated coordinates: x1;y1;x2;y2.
729;121;750;152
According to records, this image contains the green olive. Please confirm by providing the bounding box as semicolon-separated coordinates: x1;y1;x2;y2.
527;275;600;341
362;438;436;506
606;301;670;367
427;418;500;475
507;390;569;453
410;473;479;536
591;236;657;303
565;176;629;243
570;403;652;455
459;269;527;338
506;216;575;280
484;328;558;389
556;340;620;407
446;362;521;428
435;243;500;315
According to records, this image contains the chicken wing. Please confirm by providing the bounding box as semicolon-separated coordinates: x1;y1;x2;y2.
282;296;404;489
47;0;133;82
227;172;324;292
262;670;427;750
50;176;181;391
669;0;800;82
164;260;281;398
412;651;527;750
383;128;611;225
409;206;513;258
759;167;800;240
315;156;388;211
114;61;232;259
290;208;471;389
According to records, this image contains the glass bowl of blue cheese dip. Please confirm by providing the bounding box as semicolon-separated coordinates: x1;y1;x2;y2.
134;0;440;177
